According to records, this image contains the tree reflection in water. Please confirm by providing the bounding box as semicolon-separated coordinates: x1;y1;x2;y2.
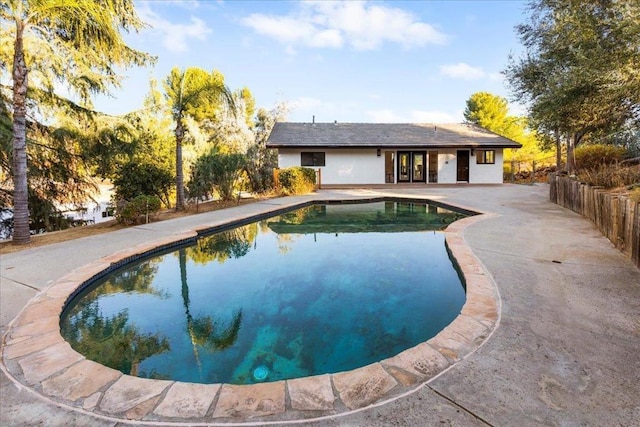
92;259;166;298
61;302;170;376
186;224;257;264
61;260;170;376
179;247;242;374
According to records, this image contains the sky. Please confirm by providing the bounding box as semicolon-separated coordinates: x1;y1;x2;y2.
93;0;530;124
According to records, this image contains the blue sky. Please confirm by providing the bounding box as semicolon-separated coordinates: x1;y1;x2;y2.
94;0;528;123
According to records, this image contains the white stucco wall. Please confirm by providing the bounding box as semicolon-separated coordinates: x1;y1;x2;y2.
437;150;458;184
469;149;504;183
279;148;386;185
436;148;505;184
277;148;505;185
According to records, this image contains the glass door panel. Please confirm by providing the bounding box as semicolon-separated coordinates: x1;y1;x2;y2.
428;151;438;183
398;152;410;182
385;151;395;183
412;152;425;182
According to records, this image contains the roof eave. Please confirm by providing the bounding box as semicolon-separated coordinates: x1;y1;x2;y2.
266;143;523;149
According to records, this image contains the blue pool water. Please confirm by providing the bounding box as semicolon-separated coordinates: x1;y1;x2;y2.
61;201;468;384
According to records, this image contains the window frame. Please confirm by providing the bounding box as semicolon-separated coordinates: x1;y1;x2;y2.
476;150;495;165
301;151;326;167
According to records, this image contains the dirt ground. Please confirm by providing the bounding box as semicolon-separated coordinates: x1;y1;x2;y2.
0;197;272;255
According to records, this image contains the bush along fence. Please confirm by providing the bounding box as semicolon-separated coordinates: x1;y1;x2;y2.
273;167;318;195
550;175;640;268
503;154;558;183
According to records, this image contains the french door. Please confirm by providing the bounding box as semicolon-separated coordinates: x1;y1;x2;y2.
397;151;426;183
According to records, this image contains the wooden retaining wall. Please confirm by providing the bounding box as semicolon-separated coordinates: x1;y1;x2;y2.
550;175;640;268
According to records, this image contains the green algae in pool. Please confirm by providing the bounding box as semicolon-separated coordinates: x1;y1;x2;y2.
61;201;468;384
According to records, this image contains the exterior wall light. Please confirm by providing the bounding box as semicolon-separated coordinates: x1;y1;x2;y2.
377;148;381;157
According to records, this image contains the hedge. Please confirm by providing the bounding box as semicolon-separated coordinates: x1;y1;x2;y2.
278;167;316;195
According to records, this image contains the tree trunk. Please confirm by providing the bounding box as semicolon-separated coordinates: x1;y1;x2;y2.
555;131;562;172
175;118;185;211
566;133;576;175
11;23;30;244
179;248;189;312
179;248;202;369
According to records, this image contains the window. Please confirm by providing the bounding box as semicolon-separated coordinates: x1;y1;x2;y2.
301;152;326;166
476;150;495;164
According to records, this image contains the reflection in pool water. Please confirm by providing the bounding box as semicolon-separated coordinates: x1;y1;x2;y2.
61;201;468;384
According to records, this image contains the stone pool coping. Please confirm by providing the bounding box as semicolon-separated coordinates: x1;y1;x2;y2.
1;199;500;425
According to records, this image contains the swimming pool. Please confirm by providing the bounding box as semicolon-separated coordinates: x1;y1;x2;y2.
61;200;469;385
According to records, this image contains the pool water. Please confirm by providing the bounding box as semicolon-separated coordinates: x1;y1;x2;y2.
61;201;468;384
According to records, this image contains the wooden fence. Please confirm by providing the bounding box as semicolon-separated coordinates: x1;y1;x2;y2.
550;175;640;268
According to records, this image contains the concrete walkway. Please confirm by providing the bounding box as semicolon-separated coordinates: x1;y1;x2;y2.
1;184;639;426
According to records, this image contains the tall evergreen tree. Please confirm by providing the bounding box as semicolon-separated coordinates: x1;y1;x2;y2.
505;0;640;173
464;92;548;163
464;92;521;140
1;0;153;243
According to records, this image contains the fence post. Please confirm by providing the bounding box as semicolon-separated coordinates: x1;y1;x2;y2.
511;160;515;183
531;160;536;184
549;174;557;202
632;200;639;268
316;168;322;190
273;168;280;191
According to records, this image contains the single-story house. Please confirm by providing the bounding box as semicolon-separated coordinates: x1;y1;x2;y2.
266;122;522;185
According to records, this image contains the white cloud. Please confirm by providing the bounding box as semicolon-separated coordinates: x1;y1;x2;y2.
291;96;326;112
241;15;320;45
138;4;212;53
157;0;202;10
366;109;457;123
241;1;446;51
311;29;343;48
409;110;459;123
366;109;405;122
439;63;486;80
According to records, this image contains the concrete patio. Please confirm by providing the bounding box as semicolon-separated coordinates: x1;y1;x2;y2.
1;184;639;426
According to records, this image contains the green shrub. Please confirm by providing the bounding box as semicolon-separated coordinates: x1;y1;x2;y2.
245;143;278;193
278;167;316;195
575;144;626;170
116;195;161;225
113;161;174;207
188;151;247;202
299;167;317;183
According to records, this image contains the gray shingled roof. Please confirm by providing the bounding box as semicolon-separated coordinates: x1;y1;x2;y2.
266;122;522;149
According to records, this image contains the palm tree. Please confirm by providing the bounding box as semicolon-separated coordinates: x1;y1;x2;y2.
2;0;153;244
163;67;235;211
